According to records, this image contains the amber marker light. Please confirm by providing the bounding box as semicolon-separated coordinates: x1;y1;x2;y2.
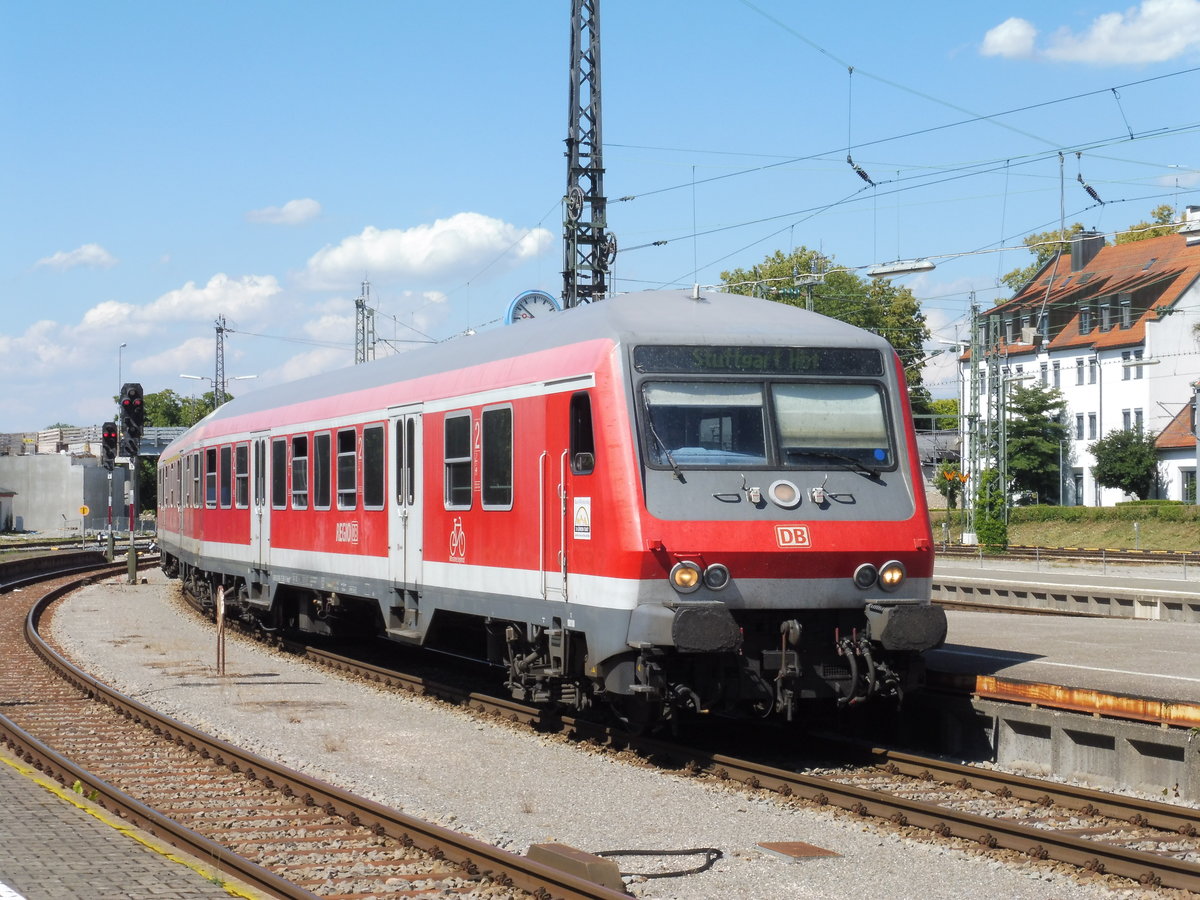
669;561;702;593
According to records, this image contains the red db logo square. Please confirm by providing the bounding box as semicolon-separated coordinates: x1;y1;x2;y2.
775;525;811;548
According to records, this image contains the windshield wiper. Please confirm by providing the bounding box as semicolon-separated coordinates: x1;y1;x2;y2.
643;405;686;482
786;448;881;478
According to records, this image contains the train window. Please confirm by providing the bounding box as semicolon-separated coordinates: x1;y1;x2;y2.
771;382;893;469
271;439;287;509
642;382;766;467
235;443;249;508
405;419;416;506
314;433;331;509
444;412;471;509
570;392;595;475
205;448;218;507
220;446;233;508
481;406;512;509
291;436;309;509
363;425;384;510
337;428;357;510
191;452;200;507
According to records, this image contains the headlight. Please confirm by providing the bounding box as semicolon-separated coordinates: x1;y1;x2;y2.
878;560;906;591
702;563;730;590
768;479;801;509
669;561;702;593
853;563;878;589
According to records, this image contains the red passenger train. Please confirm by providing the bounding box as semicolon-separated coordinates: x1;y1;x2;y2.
157;288;946;726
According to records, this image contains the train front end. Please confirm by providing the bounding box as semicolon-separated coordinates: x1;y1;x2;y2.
618;333;945;722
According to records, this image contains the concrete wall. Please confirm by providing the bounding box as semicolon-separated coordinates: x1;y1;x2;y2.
0;454;129;533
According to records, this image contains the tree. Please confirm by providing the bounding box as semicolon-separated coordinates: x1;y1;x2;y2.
1000;223;1085;291
929;398;959;431
1006;384;1068;504
1089;428;1159;500
973;468;1008;549
721;247;932;417
1114;204;1177;244
934;460;964;513
143;388;218;428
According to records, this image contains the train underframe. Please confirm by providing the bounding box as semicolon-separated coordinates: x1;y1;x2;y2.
165;553;945;728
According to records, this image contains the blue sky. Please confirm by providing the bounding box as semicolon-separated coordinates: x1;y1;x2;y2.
3;1;1199;431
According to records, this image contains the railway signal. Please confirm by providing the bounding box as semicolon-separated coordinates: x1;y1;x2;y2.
101;421;118;470
119;382;144;457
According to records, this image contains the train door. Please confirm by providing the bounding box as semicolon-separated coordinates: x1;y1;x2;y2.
388;406;423;590
250;431;270;570
541;388;596;603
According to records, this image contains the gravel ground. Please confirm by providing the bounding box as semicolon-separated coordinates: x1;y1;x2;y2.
45;571;1159;900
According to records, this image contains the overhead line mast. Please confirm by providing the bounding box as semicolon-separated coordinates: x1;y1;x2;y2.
563;0;616;309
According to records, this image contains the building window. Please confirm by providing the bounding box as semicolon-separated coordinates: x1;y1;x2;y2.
1079;304;1092;335
1122;409;1131;431
1120;294;1132;328
1183;470;1197;504
1121;351;1131;381
1004;317;1014;344
1099;298;1112;332
481;406;513;509
1088;358;1097;384
1134;408;1143;432
1088;413;1097;440
1053;361;1061;388
1133;349;1144;379
363;425;385;510
444;412;472;509
337;428;357;510
1040;362;1048;386
1075;414;1084;440
1075;358;1084;385
1039;313;1049;342
291;435;308;509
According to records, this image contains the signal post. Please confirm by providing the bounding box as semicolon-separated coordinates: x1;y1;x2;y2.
119;383;144;582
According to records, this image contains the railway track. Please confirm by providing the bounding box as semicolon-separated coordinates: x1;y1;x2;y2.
267;628;1200;893
937;543;1199;568
0;559;627;900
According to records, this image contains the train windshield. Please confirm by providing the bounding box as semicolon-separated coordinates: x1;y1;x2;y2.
641;379;893;471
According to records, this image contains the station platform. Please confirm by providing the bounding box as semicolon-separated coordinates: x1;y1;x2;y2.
0;747;263;900
919;556;1200;799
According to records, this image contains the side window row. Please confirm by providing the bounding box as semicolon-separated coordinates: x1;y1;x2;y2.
166;424;387;513
442;391;594;511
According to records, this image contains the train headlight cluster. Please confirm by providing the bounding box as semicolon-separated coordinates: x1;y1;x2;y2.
669;560;731;593
852;560;906;592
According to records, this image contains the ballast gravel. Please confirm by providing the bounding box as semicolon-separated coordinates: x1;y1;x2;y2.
48;573;1145;900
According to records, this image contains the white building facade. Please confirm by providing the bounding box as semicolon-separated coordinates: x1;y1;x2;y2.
961;219;1200;507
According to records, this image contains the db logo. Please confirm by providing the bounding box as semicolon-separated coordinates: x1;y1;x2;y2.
775;525;811;548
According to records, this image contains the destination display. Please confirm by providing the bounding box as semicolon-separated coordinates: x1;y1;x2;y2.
633;345;883;377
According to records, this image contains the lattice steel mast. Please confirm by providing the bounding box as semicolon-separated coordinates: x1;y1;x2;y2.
563;0;616;308
355;280;376;364
214;314;228;407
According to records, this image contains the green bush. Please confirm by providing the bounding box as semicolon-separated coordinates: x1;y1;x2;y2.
1008;504;1200;524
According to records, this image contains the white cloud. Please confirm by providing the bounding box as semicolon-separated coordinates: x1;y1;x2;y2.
246;198;322;225
143;273;282;324
982;1;1200;64
303;212;553;289
981;17;1037;58
35;243;117;270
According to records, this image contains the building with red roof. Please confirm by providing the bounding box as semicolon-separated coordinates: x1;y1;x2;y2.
961;207;1199;506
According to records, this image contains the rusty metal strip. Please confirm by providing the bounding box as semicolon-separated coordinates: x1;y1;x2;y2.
971;675;1200;729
